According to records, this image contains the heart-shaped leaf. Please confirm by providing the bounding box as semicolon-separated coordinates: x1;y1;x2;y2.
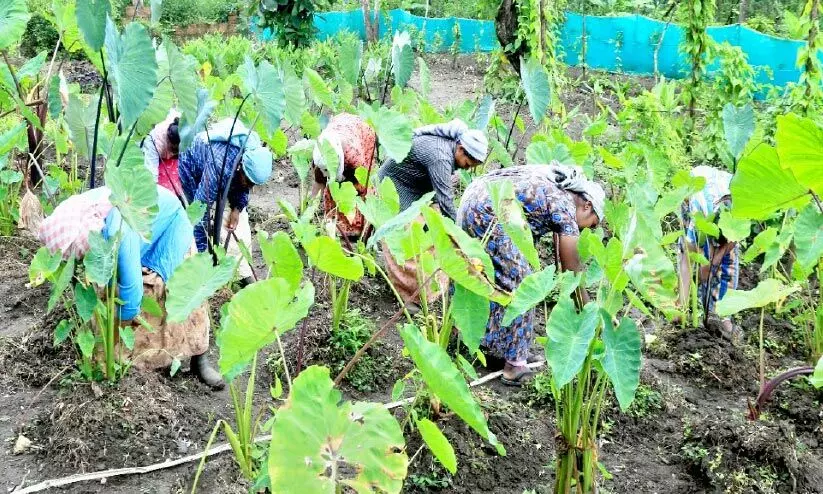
544;298;599;388
268;365;407;493
165;253;238;323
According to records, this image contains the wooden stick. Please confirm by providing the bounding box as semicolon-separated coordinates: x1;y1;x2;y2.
13;434;271;494
13;360;545;492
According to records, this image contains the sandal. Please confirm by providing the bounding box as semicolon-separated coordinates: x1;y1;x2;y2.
501;366;533;387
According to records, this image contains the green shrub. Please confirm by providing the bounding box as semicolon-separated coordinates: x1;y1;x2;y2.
20;14;59;58
183;34;252;76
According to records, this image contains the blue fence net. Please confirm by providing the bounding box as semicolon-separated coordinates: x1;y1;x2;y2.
254;8;807;91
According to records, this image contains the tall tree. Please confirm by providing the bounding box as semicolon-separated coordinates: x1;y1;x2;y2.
738;0;748;22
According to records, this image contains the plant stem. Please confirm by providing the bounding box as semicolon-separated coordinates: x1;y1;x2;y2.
504;95;525;150
88;83;105;189
759;305;766;389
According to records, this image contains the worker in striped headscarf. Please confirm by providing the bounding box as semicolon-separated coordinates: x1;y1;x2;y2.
376;119;488;311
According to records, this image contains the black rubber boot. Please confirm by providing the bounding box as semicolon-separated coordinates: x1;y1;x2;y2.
191;353;225;390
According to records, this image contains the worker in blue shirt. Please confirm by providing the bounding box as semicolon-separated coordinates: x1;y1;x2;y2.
178;118;272;285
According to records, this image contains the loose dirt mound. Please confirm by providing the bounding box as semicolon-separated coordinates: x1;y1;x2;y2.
24;371;215;474
683;412;823;493
663;323;759;393
404;388;555;493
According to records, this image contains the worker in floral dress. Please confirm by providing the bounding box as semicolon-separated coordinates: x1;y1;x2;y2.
457;163;605;386
311;113;377;239
376;119;488;310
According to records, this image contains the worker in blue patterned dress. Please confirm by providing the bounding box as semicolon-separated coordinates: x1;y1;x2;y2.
457;163;605;386
178;118;272;287
677;165;740;341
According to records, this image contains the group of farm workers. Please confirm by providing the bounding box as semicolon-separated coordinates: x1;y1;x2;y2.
34;110;740;389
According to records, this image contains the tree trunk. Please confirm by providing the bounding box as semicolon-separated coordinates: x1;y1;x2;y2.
738;0;748;23
806;0;820;100
495;0;525;74
362;0;376;43
539;0;548;64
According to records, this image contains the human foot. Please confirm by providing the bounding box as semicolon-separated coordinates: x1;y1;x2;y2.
191;354;225;390
501;363;533;387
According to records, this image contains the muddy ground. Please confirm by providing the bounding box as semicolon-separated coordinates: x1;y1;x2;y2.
2;55;822;494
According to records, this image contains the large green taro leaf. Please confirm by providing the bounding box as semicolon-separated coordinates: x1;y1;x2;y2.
237;55;286;133
48;256;75;312
165;253;238;323
178;88;216;154
29;246;62;287
793;205;823;271
356;177;401;231
519;57;550;125
238;56;285;133
474;95;495;131
451;283;490;354
65;93;97;158
776;113;823;196
544;298;599;388
83;231;115;286
422;207;510;305
504;266;561;326
303;67;335;109
358;104;413;163
722;103;754;161
622;214;678;316
487;181;540;270
304;235;364;281
366;192;433;250
417;418;457;474
105;158;158;240
164;41;199;124
598;314;642;411
75;0;108;51
339;37;363;86
0;0;30;51
104;18;157;129
717;210;751;243
268;366;407;493
716;278;800;318
731;145;810;220
259;231;303;291
281;60;305;126
218;278;314;378
391;31;413;88
400;324;506;456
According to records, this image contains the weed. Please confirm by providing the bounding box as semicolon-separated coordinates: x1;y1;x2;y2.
524;370;555;407
625;383;664;419
328;309;386;392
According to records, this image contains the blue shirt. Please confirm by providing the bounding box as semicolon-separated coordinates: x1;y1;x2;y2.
178;138;249;252
102;187;193;321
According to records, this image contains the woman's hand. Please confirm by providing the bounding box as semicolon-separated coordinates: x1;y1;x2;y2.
226;208;241;232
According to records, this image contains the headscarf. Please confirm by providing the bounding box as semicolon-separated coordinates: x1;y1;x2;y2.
413;119;488;162
545;162;606;222
200;118;273;185
312;132;345;182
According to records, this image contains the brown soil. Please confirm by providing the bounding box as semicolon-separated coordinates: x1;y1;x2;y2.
1;54;822;494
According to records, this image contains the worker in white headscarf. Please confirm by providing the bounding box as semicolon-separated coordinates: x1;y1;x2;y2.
377;119;488;221
375;119;488;311
456;163;605;386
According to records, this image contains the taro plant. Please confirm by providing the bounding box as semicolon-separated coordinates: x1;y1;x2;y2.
496;176;682;492
719;112;823;417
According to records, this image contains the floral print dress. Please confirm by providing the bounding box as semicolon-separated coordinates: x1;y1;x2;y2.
456;165;580;363
320;113;377;237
